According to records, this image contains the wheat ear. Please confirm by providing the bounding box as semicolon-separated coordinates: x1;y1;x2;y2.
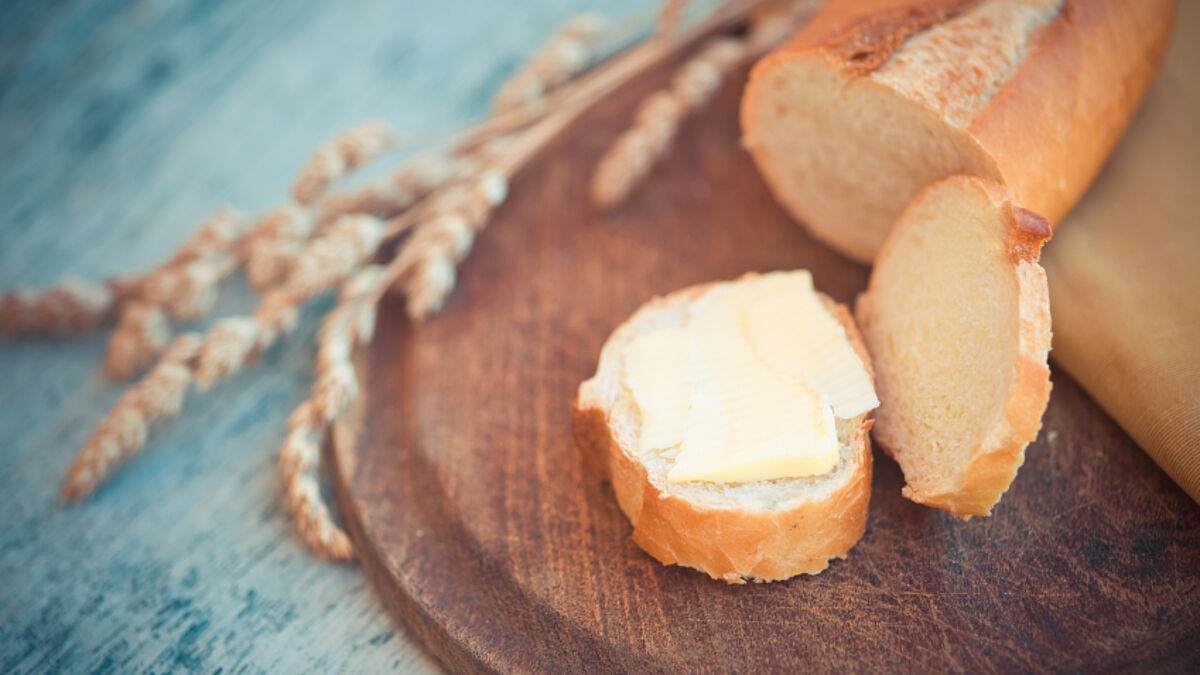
493;13;608;114
589;35;746;209
292;120;397;204
590;1;818;209
313;152;462;229
243;206;314;292
399;170;509;319
62;334;203;501
116;208;248;320
0;209;247;344
194;214;392;390
160;207;245;267
279;400;355;561
279;264;391;560
104;302;172;380
0;278;116;336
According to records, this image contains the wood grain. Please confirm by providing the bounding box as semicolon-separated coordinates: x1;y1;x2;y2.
333;46;1200;673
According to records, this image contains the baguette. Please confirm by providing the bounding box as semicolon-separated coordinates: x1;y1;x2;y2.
855;176;1052;517
741;0;1176;263
573;275;874;583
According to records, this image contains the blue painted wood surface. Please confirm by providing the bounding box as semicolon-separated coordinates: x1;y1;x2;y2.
0;0;642;671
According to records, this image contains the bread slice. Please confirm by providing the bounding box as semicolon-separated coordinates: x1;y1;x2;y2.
855;176;1052;517
573;274;874;583
741;0;1175;262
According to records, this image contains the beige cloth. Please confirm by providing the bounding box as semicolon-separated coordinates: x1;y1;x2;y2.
1042;3;1200;504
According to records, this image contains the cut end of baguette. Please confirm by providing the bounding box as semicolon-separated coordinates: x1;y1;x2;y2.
741;0;1071;263
742;49;1000;264
855;176;1052;517
574;275;874;583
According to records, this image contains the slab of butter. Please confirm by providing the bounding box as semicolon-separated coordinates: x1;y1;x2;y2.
743;274;879;419
623;327;690;452
621;271;877;484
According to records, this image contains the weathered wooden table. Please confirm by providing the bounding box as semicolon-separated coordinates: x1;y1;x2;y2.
0;1;639;671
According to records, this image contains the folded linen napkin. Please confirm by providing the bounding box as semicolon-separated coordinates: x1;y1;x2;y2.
1042;11;1199;504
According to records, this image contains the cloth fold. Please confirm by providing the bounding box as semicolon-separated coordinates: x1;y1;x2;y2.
1042;6;1199;504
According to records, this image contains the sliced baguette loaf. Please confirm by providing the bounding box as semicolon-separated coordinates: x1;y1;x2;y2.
574;275;874;583
741;0;1176;262
855;176;1052;517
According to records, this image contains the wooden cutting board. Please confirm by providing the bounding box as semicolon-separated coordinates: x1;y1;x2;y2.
329;49;1200;672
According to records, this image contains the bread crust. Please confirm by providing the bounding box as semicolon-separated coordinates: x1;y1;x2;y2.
742;0;1176;261
855;176;1052;517
573;278;875;583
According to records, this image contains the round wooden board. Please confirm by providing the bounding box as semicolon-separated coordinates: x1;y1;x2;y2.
330;63;1200;673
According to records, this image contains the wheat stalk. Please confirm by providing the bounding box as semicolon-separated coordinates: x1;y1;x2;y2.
0;208;245;347
292;120;397;204
590;35;747;208
194;214;396;390
280;266;391;560
54;192;361;492
160;208;246;267
57;146;502;510
313;152;459;227
3;0;783;561
137;253;240;321
61;212;397;498
63;333;203;501
275;125;559;558
400;170;509;319
275;159;518;558
493;13;609;114
280;403;354;561
243;206;314;292
118;208;249;322
105;302;172;380
0;0;753;340
0;278;116;336
273;7;767;557
590;0;816;209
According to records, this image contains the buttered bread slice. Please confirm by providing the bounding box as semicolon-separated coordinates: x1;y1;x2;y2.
574;271;877;583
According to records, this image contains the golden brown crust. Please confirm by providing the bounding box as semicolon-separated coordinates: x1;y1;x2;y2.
858;176;1052;517
742;0;1176;257
966;0;1176;227
573;278;874;583
1007;206;1052;264
572;405;613;481
812;0;980;74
